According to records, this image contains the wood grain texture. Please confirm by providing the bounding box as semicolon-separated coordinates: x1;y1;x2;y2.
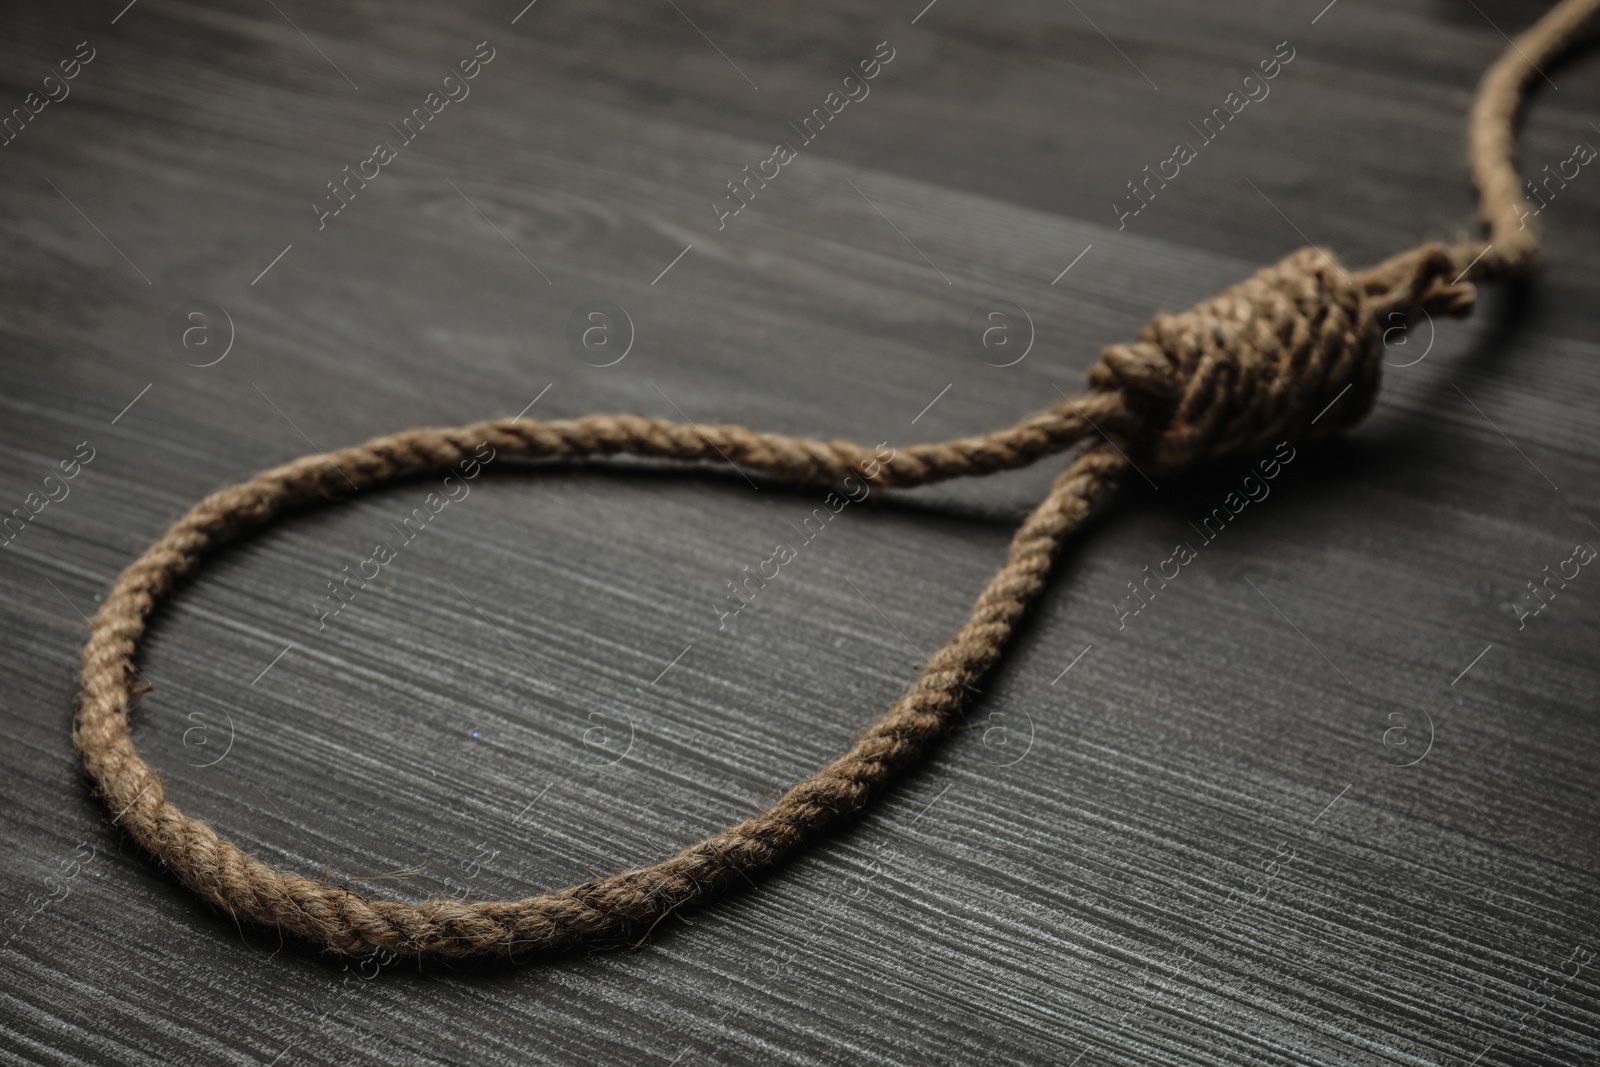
1;0;1598;1063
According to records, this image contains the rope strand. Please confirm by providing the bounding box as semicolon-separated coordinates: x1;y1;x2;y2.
74;0;1600;958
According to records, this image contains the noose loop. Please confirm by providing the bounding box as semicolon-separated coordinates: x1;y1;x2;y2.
73;0;1600;957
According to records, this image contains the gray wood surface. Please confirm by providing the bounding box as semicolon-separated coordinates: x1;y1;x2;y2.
1;0;1598;1063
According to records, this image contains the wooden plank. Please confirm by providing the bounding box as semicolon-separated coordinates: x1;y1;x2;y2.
1;1;1597;1064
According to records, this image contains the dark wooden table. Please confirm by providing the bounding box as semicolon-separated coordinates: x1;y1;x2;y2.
2;1;1598;1063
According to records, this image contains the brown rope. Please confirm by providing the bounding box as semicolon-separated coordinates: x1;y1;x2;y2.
74;0;1600;959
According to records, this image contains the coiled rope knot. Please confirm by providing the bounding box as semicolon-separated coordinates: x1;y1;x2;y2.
1084;244;1475;475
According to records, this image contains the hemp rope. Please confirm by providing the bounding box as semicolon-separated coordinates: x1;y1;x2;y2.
75;0;1600;959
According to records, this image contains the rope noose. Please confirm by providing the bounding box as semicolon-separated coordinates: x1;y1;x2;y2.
73;0;1600;958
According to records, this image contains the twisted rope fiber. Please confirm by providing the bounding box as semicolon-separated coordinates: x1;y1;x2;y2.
75;0;1600;958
